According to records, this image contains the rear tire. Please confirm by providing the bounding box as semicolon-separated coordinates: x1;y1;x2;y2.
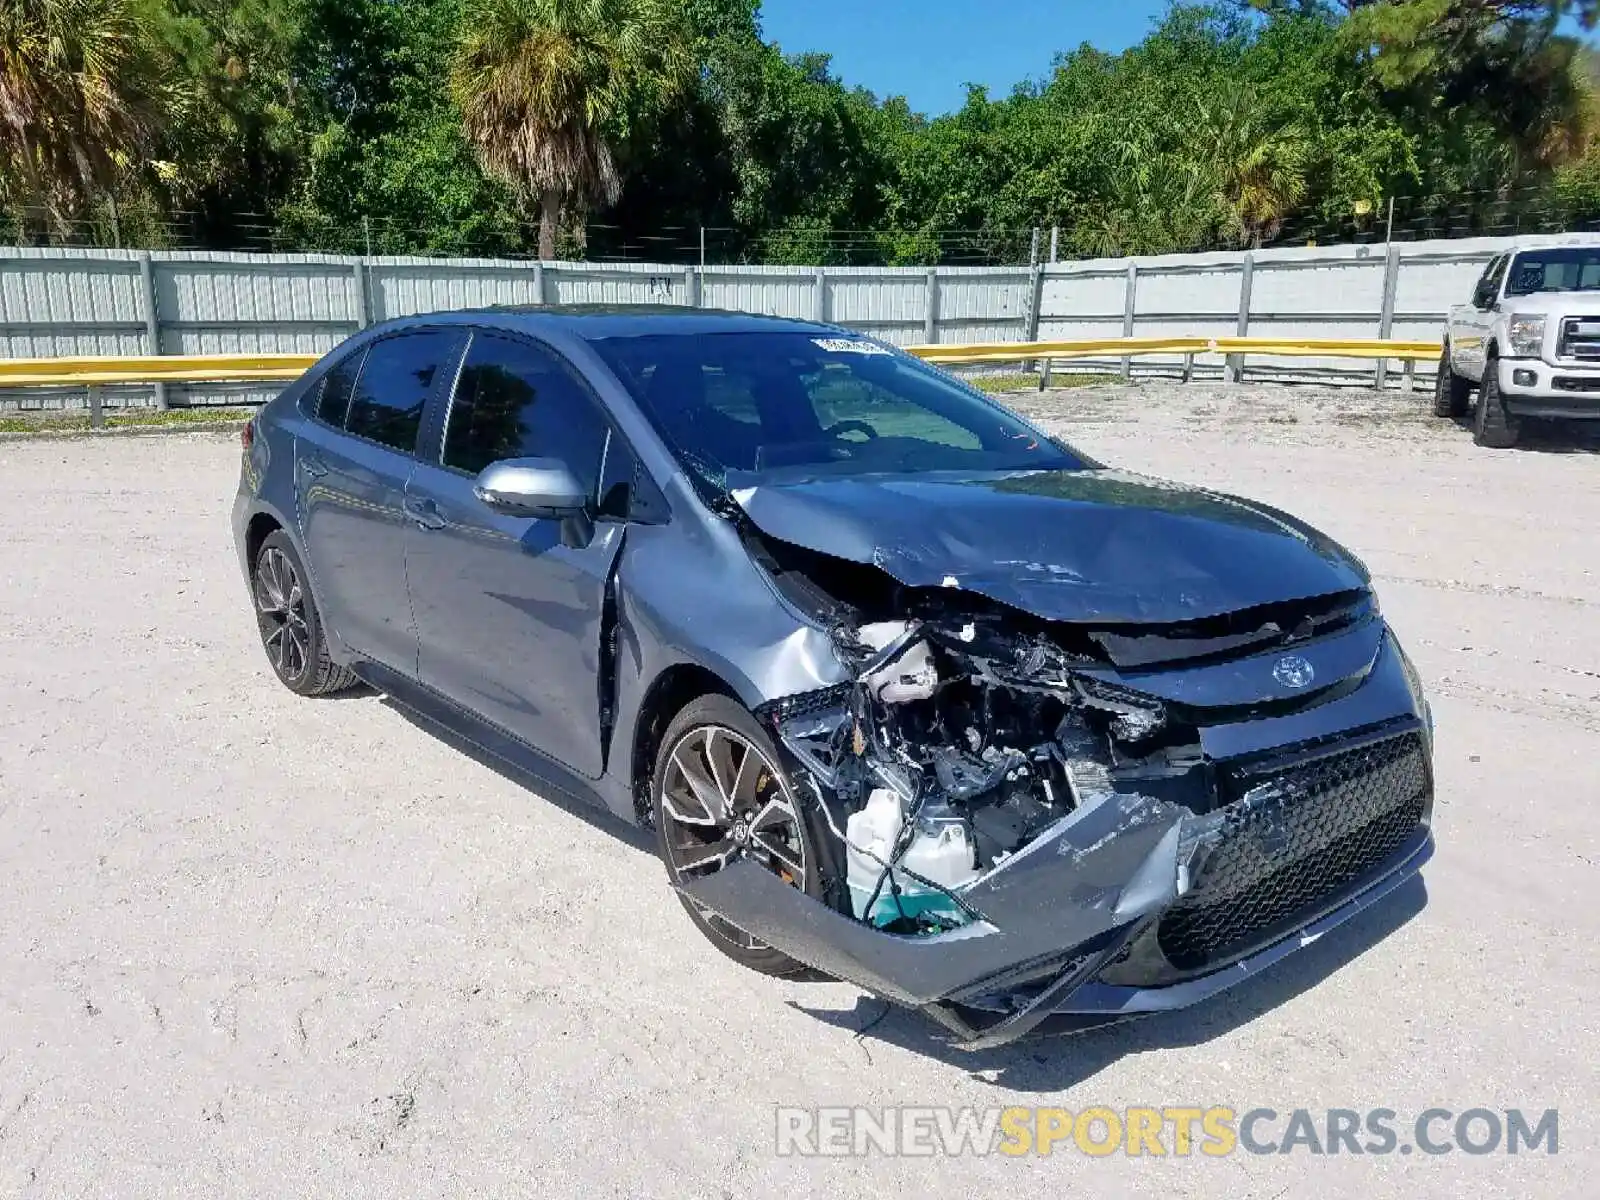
1432;348;1470;418
1472;359;1521;448
252;530;360;696
651;694;823;979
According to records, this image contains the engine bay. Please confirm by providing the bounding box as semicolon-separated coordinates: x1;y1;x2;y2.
764;610;1217;935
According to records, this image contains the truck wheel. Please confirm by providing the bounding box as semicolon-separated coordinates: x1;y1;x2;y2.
1432;348;1470;418
1472;359;1521;449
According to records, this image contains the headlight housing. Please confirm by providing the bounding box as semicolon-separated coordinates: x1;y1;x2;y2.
1506;313;1546;357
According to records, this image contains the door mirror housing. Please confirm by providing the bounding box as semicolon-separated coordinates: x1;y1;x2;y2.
474;457;589;519
1473;279;1497;310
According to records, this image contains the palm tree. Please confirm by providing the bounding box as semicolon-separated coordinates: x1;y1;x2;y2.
0;0;165;237
1197;83;1310;247
452;0;691;260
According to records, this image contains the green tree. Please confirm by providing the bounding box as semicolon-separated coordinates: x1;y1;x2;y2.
0;0;169;236
1199;81;1311;244
452;0;692;259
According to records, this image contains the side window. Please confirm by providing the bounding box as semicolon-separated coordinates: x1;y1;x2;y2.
315;346;365;427
1481;255;1508;301
346;331;455;454
443;333;610;498
1472;256;1499;302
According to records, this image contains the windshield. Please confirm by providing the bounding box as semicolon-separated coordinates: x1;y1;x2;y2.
589;331;1088;489
1505;248;1600;297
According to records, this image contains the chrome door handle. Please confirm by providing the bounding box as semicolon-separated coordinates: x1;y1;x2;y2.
404;497;445;531
302;453;330;478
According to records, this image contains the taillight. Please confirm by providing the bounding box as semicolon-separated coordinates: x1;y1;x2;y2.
241;419;254;450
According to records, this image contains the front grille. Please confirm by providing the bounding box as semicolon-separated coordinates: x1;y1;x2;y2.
1557;317;1600;362
1552;375;1600;392
1157;732;1428;972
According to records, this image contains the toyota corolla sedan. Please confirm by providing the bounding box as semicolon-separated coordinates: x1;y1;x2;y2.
232;306;1435;1047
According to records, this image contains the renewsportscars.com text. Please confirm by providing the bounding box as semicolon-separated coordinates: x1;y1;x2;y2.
774;1105;1559;1158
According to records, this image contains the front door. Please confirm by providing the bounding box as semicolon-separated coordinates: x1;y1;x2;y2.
1460;254;1506;380
297;330;464;673
404;331;626;779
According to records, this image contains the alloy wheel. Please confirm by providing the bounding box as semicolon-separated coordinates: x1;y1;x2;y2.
659;725;808;950
254;546;310;682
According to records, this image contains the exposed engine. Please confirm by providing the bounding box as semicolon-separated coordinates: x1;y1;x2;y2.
764;612;1214;936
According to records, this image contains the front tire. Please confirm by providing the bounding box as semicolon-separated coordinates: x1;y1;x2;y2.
652;694;823;978
1432;348;1470;418
252;530;359;696
1472;359;1521;448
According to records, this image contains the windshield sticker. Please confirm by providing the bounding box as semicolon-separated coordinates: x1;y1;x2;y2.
811;337;892;355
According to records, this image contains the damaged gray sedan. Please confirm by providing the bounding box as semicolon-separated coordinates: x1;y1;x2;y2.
233;306;1435;1048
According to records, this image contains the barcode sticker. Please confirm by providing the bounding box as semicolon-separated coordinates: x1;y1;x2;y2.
811;337;892;355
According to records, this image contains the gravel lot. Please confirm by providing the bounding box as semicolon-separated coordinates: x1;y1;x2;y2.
1;382;1595;1198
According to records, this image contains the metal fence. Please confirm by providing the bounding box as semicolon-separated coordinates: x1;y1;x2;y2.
2;231;1585;411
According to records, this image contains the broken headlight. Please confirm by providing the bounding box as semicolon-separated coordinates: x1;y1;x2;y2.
1073;674;1169;744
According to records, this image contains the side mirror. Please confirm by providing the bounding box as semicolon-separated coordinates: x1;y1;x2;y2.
1473;280;1496;310
474;457;588;519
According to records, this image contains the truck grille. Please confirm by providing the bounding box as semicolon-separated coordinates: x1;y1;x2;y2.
1156;731;1429;972
1557;317;1600;362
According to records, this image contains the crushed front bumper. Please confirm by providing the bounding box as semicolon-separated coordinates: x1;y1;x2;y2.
679;628;1435;1048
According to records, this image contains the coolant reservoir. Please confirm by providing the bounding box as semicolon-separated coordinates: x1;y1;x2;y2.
900;818;978;893
855;621;938;704
845;790;978;927
845;789;904;921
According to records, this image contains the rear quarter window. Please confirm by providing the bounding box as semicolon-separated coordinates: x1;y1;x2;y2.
313;349;365;427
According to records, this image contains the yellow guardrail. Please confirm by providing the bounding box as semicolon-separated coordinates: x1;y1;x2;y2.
0;352;317;387
0;335;1442;392
906;335;1441;364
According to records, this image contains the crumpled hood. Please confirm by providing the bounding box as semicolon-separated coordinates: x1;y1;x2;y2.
730;467;1368;624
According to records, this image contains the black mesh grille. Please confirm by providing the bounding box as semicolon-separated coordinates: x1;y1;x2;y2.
1157;732;1429;972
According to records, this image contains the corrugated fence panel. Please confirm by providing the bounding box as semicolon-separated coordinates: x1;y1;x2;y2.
701;268;817;320
0;251;146;358
550;262;673;307
1242;249;1388;374
1135;260;1244;319
13;231;1600;410
1040;267;1126;327
374;258;542;318
1394;249;1495;324
1128;258;1243;368
1249;251;1386;317
937;269;1030;343
157;256;357;354
826;272;926;344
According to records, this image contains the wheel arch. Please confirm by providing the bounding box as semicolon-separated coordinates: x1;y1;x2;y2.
244;511;284;579
629;663;741;826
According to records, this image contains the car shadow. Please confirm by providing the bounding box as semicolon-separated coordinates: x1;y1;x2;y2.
371;688;1427;1088
316;681;378;700
787;874;1429;1090
377;695;656;856
1450;413;1600;453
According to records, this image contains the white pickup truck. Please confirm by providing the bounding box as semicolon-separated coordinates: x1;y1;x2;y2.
1437;239;1600;447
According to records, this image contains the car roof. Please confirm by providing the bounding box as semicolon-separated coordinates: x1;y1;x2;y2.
379;304;845;341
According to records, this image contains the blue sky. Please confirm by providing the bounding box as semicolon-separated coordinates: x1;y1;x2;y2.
758;0;1176;115
758;1;1597;117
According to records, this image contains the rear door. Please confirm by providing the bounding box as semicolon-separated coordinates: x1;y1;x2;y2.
404;330;628;779
297;328;465;674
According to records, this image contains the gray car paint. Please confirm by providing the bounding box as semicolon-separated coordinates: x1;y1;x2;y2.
233;306;1433;1046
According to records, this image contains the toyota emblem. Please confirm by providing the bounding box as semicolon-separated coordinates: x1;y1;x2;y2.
1273;655;1316;690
